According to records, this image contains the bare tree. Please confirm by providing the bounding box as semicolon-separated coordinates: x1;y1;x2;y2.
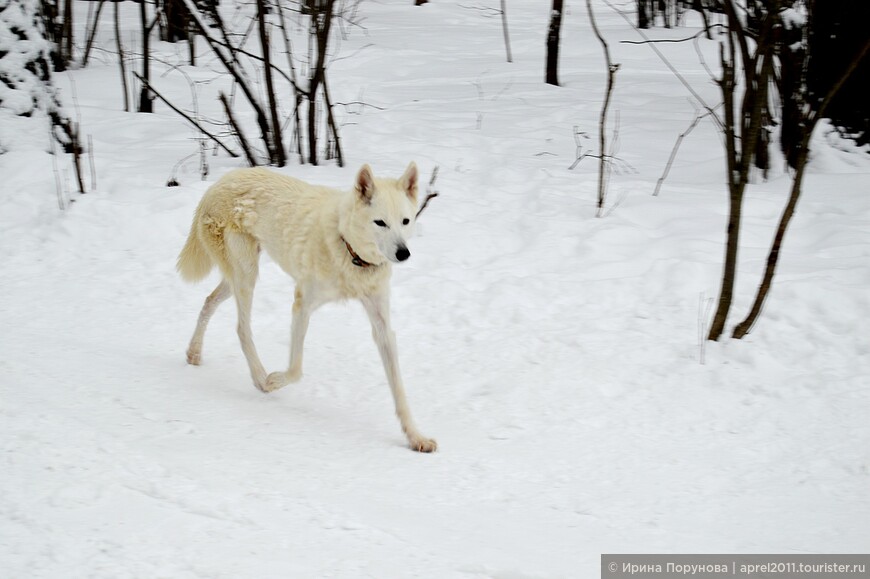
257;0;285;166
82;0;107;66
546;0;564;85
637;0;653;29
138;0;159;113
39;0;73;71
160;0;346;167
586;0;619;217
178;0;287;165
706;0;778;341
501;0;512;63
732;34;870;338
8;0;87;193
161;0;192;43
306;0;335;166
61;0;73;67
114;0;130;112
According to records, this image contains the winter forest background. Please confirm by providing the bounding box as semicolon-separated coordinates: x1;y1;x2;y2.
1;0;869;576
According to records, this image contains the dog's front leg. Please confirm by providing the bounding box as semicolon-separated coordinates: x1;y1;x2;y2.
265;285;314;392
362;292;437;453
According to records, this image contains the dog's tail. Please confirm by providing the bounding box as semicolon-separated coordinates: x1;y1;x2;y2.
177;224;213;283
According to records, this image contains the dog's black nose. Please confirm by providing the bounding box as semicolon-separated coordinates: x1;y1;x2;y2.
396;247;410;262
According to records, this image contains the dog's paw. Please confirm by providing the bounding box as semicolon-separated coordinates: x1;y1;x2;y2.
409;436;438;453
263;371;288;393
263;369;302;392
186;349;202;366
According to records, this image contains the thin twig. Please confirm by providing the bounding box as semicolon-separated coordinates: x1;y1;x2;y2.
49;130;65;210
416;166;440;218
67;77;86;193
88;134;96;190
620;25;725;44
334;100;386;112
568;126;591;170
654;104;718;196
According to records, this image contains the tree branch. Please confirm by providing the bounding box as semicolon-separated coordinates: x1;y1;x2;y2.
133;72;239;159
219;91;258;166
416;166;440;218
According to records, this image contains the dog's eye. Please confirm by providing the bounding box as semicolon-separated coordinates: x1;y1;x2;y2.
402;218;410;226
374;220;388;228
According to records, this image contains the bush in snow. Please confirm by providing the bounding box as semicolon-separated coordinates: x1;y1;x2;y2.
0;0;77;157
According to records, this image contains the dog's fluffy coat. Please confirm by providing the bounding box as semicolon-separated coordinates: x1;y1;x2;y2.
177;163;436;452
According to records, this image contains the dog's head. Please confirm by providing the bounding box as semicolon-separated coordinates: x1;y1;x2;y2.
353;162;419;264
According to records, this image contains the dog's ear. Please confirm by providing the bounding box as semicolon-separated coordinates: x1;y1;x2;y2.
400;161;418;202
356;164;375;204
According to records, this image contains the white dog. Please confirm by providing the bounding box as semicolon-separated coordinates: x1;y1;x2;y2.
177;163;436;452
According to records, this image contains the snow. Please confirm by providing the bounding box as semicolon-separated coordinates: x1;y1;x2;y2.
2;1;869;576
0;0;56;117
781;7;807;31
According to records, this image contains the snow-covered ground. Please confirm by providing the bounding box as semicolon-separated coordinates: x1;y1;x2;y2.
2;1;869;576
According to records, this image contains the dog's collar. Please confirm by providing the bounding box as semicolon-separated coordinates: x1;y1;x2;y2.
341;237;376;268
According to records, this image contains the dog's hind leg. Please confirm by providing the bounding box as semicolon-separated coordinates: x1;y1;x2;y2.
362;292;437;453
265;284;316;392
226;231;269;392
186;280;231;365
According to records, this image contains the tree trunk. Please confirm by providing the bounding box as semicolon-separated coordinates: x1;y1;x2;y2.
257;0;285;166
501;0;512;63
708;183;745;340
707;37;738;341
322;71;344;167
115;0;129;112
139;0;153;113
637;0;651;29
587;0;618;217
61;0;73;67
707;1;777;341
546;0;563;86
731;147;807;339
307;0;334;166
82;0;106;66
163;0;191;43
